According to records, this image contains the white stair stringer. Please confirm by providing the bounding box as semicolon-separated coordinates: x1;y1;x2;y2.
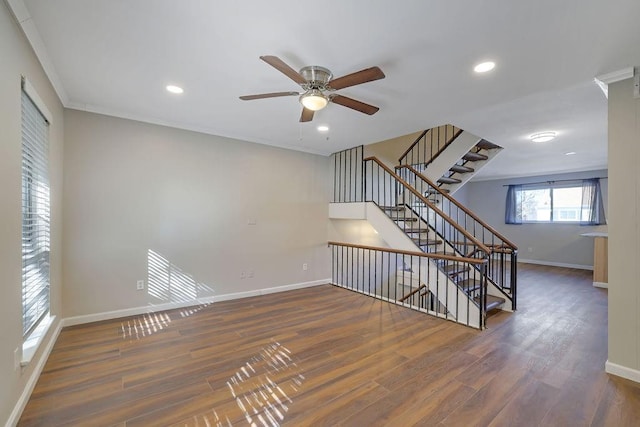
420;131;482;185
418;131;503;196
329;202;481;328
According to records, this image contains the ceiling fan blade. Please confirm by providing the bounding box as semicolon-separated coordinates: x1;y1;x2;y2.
331;95;379;115
300;107;315;122
260;55;306;85
328;66;385;90
239;91;299;101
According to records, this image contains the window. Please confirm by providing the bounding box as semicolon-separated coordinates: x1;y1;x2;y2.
505;179;606;225
21;80;51;338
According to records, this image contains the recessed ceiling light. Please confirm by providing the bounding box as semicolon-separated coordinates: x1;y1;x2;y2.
564;151;577;156
530;131;557;143
474;61;495;73
166;85;184;94
317;125;329;132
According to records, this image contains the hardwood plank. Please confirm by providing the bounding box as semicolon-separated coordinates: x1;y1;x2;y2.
487;379;560;426
285;381;390;426
591;377;640;426
17;265;638;426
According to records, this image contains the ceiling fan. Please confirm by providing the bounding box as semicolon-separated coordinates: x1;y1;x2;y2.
240;55;385;122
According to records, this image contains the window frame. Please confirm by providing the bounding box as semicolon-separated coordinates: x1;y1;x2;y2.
21;77;52;340
506;180;606;225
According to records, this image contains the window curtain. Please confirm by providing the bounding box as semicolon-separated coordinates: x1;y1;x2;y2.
580;178;606;225
505;184;522;224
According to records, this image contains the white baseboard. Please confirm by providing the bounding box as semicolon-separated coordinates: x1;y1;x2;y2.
593;281;608;289
63;278;330;327
6;319;63;427
605;360;640;384
518;258;593;271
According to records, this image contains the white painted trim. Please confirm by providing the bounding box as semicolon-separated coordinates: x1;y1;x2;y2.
596;67;635;85
62;279;329;327
593;281;608;289
21;315;56;366
518;258;593;271
64;103;331;156
605;360;640;384
6;319;63;427
21;77;52;123
7;1;69;105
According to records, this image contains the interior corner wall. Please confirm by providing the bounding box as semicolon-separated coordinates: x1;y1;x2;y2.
607;77;640;378
62;110;331;317
364;130;423;168
0;1;65;424
463;170;608;269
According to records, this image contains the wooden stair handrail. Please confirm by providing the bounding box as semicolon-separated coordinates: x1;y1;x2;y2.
399;164;518;250
363;156;492;257
398;129;429;163
398;125;464;165
399;284;427;302
328;241;488;265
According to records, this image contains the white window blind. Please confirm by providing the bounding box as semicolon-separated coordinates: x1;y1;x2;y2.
21;84;50;337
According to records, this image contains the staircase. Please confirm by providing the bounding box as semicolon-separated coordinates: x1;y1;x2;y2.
381;203;506;316
435;139;502;194
399;126;503;196
329;125;517;330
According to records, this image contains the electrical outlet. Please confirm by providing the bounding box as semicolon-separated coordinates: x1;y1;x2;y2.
240;271;246;279
303;263;308;271
527;247;533;253
248;270;254;278
136;280;145;290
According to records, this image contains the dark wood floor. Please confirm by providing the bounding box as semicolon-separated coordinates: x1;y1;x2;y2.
19;263;640;426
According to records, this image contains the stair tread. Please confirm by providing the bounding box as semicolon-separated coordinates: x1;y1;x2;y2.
449;164;474;174
381;206;406;212
412;238;442;246
457;278;482;292
463;152;489;161
425;188;451;195
474;295;506;311
391;217;418;222
442;264;470;275
403;228;430;233
438;177;462;185
475;139;502;150
432;250;457;256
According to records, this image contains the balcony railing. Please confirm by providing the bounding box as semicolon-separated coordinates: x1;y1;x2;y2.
328;241;489;329
398;124;462;168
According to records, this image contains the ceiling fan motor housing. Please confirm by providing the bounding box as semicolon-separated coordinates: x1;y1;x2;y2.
300;66;332;90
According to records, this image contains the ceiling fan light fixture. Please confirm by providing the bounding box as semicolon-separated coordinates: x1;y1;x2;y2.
530;131;557;143
300;89;328;111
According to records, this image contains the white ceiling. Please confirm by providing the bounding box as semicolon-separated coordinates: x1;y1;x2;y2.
11;0;640;180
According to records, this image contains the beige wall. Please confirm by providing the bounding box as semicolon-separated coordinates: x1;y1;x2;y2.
364;130;423;168
0;1;65;423
608;77;640;375
63;110;331;317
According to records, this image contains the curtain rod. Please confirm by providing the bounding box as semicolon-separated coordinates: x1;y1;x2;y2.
502;177;608;187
